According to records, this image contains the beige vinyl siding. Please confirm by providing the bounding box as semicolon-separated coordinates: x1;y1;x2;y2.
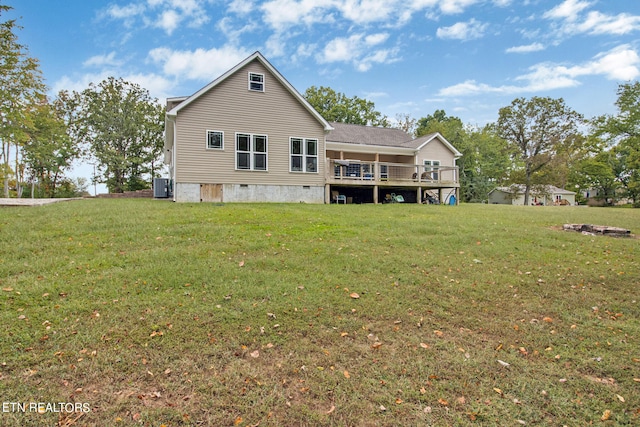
416;138;457;182
416;138;456;168
174;59;326;186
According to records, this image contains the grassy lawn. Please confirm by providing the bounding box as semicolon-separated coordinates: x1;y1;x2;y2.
1;200;639;426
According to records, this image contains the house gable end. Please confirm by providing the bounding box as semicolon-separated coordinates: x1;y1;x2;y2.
167;52;331;131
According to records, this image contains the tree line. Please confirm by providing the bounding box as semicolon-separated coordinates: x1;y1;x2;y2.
1;5;164;198
304;85;640;207
2;4;638;205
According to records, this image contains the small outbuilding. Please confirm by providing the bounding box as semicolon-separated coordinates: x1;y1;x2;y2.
488;185;576;206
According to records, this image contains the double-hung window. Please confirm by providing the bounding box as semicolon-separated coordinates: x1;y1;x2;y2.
236;133;267;171
424;160;440;180
248;73;264;92
290;138;318;173
206;130;223;150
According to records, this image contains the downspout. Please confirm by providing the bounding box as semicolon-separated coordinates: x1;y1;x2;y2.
172;116;177;202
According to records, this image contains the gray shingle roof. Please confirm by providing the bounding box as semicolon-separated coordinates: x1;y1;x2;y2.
327;122;414;147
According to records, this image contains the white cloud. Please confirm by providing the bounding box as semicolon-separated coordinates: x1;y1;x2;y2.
122;72;175;102
439;0;481;15
83;52;122;68
104;3;146;20
317;32;398;71
573;11;640;35
436;19;487;40
438;45;640;96
102;0;211;35
337;0;400;24
260;0;335;31
156;10;181;35
228;0;254;14
543;0;592;21
148;45;252;81
52;72;114;95
258;0;487;32
544;0;640;37
505;42;544;54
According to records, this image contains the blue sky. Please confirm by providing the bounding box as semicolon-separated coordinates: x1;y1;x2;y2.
6;0;640;191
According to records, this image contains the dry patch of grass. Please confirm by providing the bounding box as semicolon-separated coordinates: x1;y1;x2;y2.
1;200;639;426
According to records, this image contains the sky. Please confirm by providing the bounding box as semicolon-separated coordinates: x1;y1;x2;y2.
5;0;640;193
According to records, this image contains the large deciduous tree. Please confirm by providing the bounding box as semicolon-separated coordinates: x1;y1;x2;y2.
304;86;389;127
497;97;583;205
0;4;45;197
592;81;640;205
414;110;511;202
78;77;165;193
22;96;79;197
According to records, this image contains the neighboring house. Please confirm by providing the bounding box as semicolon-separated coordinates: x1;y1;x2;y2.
163;51;461;203
488;185;576;206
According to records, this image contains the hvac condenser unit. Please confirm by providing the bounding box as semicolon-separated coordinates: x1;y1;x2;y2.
153;178;170;198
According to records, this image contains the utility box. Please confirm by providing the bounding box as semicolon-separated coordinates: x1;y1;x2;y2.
153;178;170;198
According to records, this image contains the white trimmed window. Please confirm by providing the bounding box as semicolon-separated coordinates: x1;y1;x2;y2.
236;133;267;171
290;138;318;173
424;160;440;180
248;73;264;92
206;130;223;150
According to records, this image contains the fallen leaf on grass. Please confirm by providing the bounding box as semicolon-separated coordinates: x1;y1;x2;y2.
420;343;430;349
250;350;259;358
433;330;444;337
326;405;335;414
234;416;243;425
601;409;611;421
616;394;625;402
238;261;245;267
371;342;383;349
437;398;448;406
343;370;350;379
493;388;503;395
349;293;360;299
497;360;510;367
2;287;13;292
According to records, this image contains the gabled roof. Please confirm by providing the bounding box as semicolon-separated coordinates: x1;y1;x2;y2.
326;121;462;157
166;51;332;131
327;122;413;147
408;133;463;157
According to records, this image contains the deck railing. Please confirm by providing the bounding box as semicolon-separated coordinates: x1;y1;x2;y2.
326;159;458;185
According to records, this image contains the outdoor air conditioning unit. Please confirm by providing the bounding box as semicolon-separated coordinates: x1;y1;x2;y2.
153;178;170;198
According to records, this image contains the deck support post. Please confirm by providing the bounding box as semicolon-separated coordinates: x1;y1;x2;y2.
374;185;378;204
416;187;422;204
325;184;331;204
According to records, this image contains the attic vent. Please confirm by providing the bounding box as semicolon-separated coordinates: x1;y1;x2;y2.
240;184;248;188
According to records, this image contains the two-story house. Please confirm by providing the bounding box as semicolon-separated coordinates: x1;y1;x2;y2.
164;52;461;204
